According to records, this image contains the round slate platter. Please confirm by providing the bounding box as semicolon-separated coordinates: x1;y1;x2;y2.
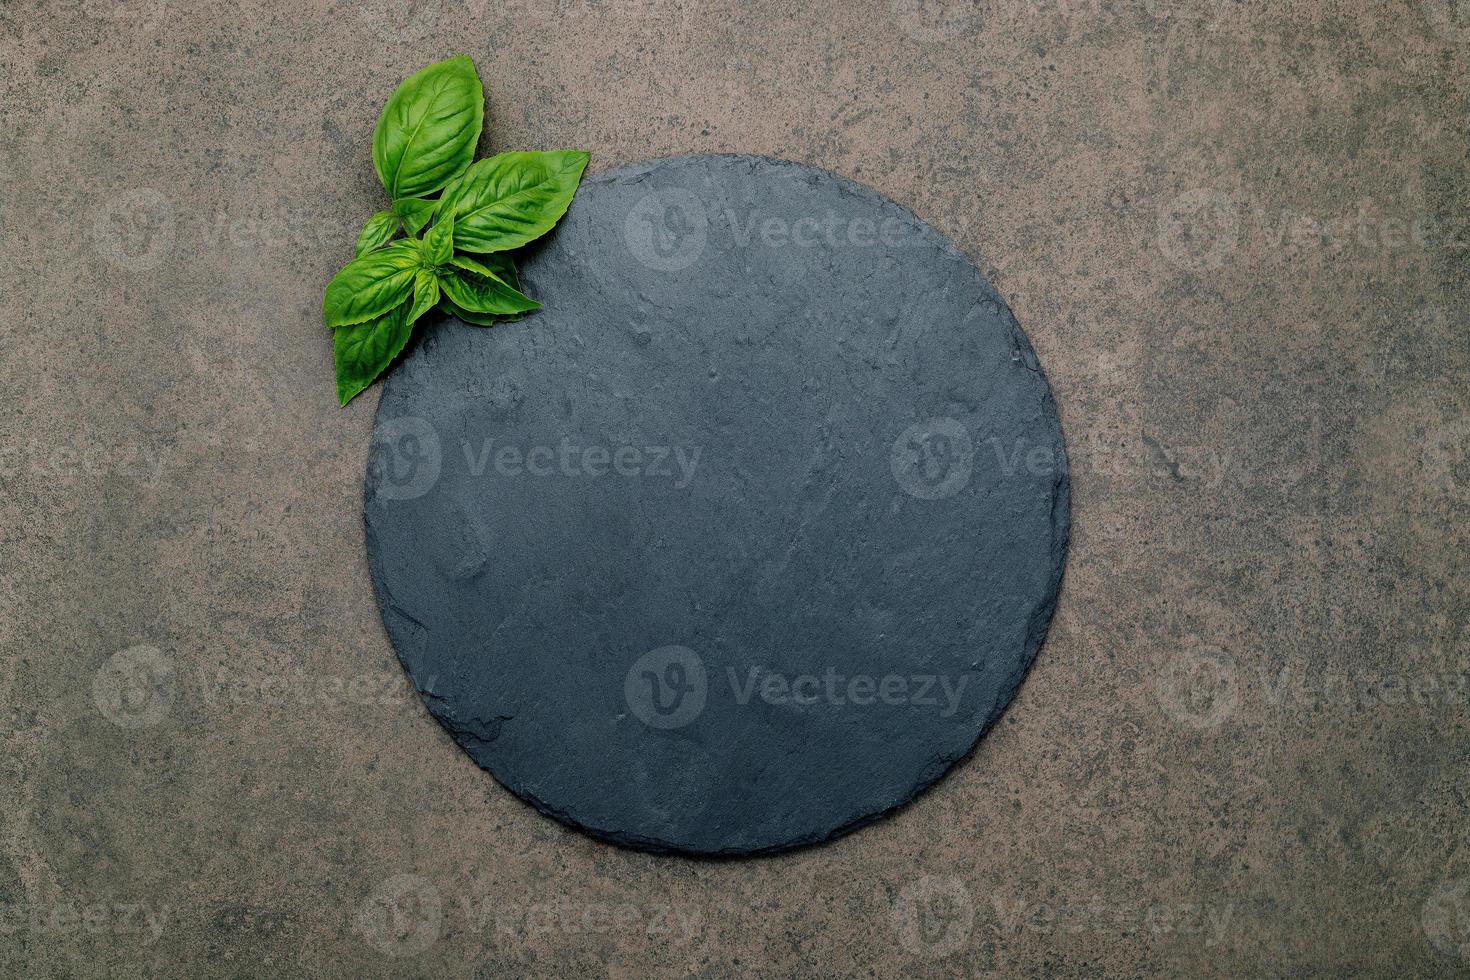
365;154;1069;856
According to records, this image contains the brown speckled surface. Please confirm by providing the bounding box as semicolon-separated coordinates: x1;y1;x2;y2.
2;0;1468;976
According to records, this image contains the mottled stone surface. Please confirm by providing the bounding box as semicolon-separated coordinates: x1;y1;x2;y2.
366;155;1068;855
4;0;1470;975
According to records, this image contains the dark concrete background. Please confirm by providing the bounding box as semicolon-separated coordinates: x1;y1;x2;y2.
3;0;1468;975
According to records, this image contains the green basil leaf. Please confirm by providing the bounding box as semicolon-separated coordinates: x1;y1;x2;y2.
407;269;441;324
423;214;454;267
449;253;504;279
334;300;413;406
435;296;505;327
438;150;589;253
394;196;439;236
437;298;522;327
478;252;520;290
355;210;401;257
323;241;421;327
440;264;540;315
372;55;484;201
450;253;524;299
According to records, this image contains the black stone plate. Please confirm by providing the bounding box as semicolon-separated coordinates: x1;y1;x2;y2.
365;154;1069;855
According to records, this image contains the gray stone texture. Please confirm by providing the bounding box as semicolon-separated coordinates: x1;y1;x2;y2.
3;0;1468;975
366;154;1069;855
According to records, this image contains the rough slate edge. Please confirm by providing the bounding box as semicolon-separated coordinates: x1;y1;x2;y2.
363;153;1073;858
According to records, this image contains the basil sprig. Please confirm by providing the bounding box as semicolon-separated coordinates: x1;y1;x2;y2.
325;55;588;406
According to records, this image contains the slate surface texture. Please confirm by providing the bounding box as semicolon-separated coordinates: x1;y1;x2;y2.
366;155;1069;854
8;1;1470;974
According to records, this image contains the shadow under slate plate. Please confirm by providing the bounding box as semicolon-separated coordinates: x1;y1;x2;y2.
364;154;1070;855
